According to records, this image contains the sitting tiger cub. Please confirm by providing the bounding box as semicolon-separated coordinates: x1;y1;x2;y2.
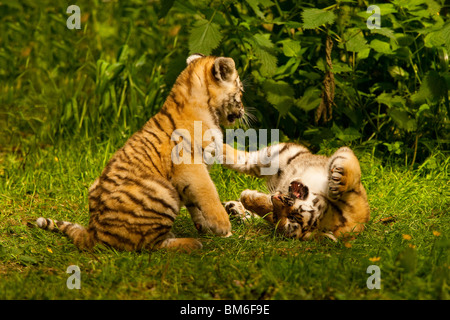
36;54;245;252
222;143;370;241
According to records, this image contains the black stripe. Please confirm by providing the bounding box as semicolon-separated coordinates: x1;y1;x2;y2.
169;91;185;113
113;165;130;174
97;205;157;221
250;166;260;176
99;216;172;230
307;212;315;227
114;190;177;222
89;184;113;203
186;75;193;95
329;201;347;225
152;234;170;249
150;178;179;203
279;144;290;155
108;173;127;183
160;108;176;130
143;129;163;145
64;223;79;234
127;144;162;175
101;176;120;186
277;169;283;177
140;135;158;153
348;189;361;195
135;143;164;177
97;229;136;247
145;208;177;221
115;189;146;208
102;157;118;176
185;202;200;210
152;115;171;139
109;195;125;204
286;151;308;165
338;197;354;209
123;177;178;214
122;148;134;164
88;181;102;194
152;116;173;140
152;116;164;132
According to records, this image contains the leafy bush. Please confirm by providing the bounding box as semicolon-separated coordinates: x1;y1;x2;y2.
176;0;449;165
1;0;448;166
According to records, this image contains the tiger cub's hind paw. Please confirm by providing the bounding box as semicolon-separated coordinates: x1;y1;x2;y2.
328;163;348;200
328;159;349;200
224;201;254;222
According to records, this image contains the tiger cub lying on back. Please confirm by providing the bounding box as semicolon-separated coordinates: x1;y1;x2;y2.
222;143;370;241
36;54;245;252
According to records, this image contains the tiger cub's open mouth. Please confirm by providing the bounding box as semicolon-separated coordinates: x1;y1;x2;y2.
227;112;242;123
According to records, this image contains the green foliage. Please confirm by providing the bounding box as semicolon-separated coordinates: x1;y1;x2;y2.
177;0;449;165
0;0;449;165
301;8;336;29
189;18;223;55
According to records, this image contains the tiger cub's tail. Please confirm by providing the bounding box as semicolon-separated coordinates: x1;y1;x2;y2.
36;217;95;250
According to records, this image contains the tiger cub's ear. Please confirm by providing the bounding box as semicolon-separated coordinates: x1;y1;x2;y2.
186;53;205;65
213;57;236;83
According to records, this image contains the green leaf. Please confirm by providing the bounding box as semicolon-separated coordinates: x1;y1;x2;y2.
416;104;431;119
262;80;294;116
302;8;336;29
389;109;417;132
117;45;129;63
388;66;409;80
395;34;415;47
331;61;352;73
357;3;397;19
424;30;445;48
331;123;362;142
370;28;396;40
295;87;321;111
340;29;370;53
424;23;450;51
105;62;125;81
279;39;301;57
383;141;404;155
376;92;406;109
411;70;448;104
370;39;393;54
275;57;300;78
188;18;223;55
245;0;274;19
315;59;352;74
247;34;277;76
252;33;274;49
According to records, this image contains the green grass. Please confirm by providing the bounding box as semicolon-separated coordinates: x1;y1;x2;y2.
0;141;448;300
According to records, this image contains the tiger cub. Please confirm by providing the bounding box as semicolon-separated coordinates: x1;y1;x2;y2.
36;54;246;252
222;143;370;241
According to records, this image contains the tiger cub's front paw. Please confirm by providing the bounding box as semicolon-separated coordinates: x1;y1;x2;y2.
224;201;254;221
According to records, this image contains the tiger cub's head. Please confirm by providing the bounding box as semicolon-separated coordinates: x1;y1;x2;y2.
271;181;327;240
185;53;245;126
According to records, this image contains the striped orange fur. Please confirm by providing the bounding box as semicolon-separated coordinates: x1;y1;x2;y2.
37;54;245;252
